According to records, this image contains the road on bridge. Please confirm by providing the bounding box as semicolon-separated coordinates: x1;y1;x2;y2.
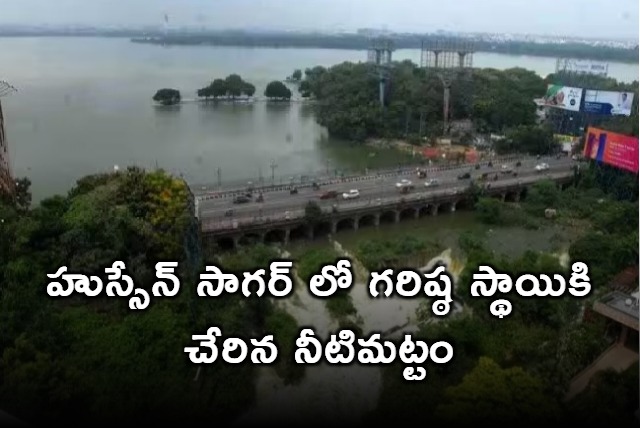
191;154;524;197
198;156;576;224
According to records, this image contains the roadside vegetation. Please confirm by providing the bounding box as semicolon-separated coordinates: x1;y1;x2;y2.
295;247;357;325
300;63;638;145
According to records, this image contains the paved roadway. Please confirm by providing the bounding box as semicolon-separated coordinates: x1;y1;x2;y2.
198;156;575;220
191;154;524;197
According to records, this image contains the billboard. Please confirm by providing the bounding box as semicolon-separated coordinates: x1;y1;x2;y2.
556;59;609;77
542;85;583;112
422;147;440;159
465;149;479;164
583;90;634;117
582;127;639;173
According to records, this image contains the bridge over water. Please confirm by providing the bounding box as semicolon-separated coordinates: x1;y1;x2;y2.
200;168;575;250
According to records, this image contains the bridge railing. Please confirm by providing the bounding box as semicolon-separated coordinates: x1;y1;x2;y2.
193;155;525;200
200;171;574;232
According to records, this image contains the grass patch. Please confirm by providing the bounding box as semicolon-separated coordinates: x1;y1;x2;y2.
296;248;358;322
355;235;444;270
216;244;280;271
265;308;305;384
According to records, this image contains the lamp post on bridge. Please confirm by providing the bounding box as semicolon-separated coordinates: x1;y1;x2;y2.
270;159;278;185
217;167;221;190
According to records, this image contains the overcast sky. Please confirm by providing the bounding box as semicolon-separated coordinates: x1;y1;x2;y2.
0;0;637;39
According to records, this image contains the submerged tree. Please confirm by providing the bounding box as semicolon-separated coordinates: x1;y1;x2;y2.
264;81;292;100
152;88;181;105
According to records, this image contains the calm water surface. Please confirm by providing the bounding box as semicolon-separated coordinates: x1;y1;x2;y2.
1;37;637;201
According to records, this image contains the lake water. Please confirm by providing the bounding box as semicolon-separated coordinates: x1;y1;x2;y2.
0;37;637;201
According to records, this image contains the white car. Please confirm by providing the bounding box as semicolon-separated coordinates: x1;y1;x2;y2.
395;179;413;189
535;163;549;172
501;165;512;174
342;189;360;200
424;179;440;187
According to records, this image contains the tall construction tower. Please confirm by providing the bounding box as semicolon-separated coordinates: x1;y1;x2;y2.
367;38;394;107
421;38;474;135
0;80;17;197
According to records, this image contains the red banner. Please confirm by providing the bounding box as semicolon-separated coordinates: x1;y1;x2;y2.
422;147;440;159
583;127;639;173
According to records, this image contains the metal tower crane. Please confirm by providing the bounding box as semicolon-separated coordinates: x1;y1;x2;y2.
367;38;395;108
0;80;17;197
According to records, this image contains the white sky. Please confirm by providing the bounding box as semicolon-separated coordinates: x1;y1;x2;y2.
0;0;638;39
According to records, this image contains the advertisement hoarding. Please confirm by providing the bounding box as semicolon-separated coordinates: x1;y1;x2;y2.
556;59;609;77
582;127;639;173
542;85;583;112
583;90;634;116
422;147;440;159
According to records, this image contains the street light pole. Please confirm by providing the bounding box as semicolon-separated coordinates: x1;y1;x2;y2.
270;159;278;185
217;167;221;190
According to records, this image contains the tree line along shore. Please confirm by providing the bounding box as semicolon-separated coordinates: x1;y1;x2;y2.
131;32;638;64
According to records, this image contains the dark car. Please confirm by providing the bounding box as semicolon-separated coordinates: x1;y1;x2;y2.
320;190;338;200
475;164;480;170
233;195;250;204
457;172;471;180
290;187;298;195
516;161;522;167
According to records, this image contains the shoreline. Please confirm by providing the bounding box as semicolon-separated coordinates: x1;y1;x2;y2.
129;37;639;65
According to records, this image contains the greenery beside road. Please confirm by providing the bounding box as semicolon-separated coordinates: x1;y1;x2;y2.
355;235;444;271
300;62;638;145
1;159;637;425
472;162;638;286
0;170;278;425
295;247;357;322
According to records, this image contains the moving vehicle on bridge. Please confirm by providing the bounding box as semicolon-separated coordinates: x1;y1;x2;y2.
343;189;360;200
457;172;471;180
396;179;414;190
424;178;440;187
320;190;338;200
233;195;251;204
535;163;550;172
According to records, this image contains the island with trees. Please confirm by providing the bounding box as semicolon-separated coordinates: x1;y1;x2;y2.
152;88;181;105
285;68;303;83
264;80;293;100
197;74;256;101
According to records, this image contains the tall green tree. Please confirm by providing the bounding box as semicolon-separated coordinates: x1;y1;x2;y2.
436;357;561;425
264;81;292;100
